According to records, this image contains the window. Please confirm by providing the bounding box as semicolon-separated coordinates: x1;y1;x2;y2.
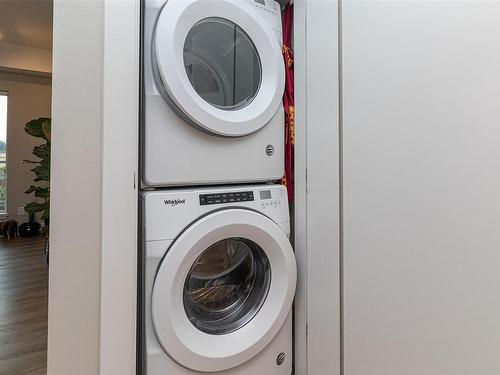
0;92;7;213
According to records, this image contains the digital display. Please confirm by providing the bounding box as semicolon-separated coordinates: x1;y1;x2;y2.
255;0;265;5
260;190;272;200
200;191;254;206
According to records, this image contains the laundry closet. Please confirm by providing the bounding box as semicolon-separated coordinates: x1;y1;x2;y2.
139;0;297;374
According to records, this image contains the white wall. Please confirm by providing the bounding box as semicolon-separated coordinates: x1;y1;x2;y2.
0;72;51;224
48;1;139;374
342;1;500;373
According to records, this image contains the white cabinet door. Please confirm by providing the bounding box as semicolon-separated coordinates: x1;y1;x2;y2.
342;2;500;374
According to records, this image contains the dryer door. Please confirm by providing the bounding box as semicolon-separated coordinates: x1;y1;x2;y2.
152;209;296;372
153;0;285;137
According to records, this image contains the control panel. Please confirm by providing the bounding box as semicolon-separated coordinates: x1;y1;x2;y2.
198;188;285;212
252;0;282;36
253;0;280;15
258;188;283;210
199;191;254;206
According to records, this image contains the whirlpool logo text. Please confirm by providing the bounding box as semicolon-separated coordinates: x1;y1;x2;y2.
163;198;186;206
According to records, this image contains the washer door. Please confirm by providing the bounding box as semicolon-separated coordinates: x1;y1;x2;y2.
152;209;296;372
154;0;285;137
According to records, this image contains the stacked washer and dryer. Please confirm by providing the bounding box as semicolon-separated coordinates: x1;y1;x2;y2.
141;0;297;374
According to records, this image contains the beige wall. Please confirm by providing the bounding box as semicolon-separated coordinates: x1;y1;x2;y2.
0;42;52;74
0;71;52;224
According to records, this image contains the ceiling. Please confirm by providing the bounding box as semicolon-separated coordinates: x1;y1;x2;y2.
0;0;53;50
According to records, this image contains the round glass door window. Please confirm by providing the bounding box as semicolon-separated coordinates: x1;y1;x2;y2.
183;17;262;111
183;237;271;335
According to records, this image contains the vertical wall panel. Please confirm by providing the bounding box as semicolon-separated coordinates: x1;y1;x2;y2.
49;1;139;373
99;1;139;373
342;2;500;374
293;0;308;372
48;1;104;373
295;0;341;374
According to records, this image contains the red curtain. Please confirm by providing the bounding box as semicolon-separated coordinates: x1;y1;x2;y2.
281;3;294;201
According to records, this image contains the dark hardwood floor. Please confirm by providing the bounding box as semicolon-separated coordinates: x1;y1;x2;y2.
0;236;48;375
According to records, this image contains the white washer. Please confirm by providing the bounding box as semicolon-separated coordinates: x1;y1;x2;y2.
142;185;296;374
143;0;285;187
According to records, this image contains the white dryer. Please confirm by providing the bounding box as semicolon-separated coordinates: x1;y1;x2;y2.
143;0;285;187
142;185;296;374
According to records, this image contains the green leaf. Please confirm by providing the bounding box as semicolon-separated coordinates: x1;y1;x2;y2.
24;118;50;139
31;166;50;181
33;143;50;160
25;186;49;198
24;201;47;213
34;188;49;199
24;185;38;194
42;119;51;143
41;207;50;220
40;158;50;170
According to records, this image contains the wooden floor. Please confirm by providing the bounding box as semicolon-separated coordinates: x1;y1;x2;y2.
0;236;48;375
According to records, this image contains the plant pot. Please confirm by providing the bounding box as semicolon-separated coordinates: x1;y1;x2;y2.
18;222;41;237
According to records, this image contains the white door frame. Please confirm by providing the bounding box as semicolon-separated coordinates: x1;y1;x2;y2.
48;1;139;374
99;1;140;374
294;0;341;374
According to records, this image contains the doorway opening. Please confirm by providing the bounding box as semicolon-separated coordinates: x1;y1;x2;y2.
0;0;53;373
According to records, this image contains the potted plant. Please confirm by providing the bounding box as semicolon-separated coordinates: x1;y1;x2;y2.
18;212;41;237
22;118;50;264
